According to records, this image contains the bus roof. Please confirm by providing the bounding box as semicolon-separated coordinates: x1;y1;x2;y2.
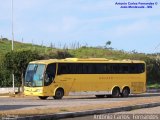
29;58;145;64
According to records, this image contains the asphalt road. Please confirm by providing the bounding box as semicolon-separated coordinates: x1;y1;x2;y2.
0;93;160;111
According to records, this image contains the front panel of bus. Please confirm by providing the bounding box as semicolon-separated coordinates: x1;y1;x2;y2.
24;63;56;96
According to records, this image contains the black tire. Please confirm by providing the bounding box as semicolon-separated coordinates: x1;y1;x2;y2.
106;95;112;98
121;87;130;97
38;96;48;100
53;89;64;100
112;87;120;98
95;95;105;98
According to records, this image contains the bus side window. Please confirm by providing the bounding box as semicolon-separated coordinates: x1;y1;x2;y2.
59;64;67;74
67;64;71;74
67;63;76;74
129;63;145;74
89;64;95;74
59;65;63;74
84;63;96;74
104;64;111;74
137;64;145;73
58;63;75;74
120;64;129;74
96;64;104;74
82;64;88;74
75;63;80;74
45;63;56;86
109;64;118;74
130;64;139;73
112;64;120;74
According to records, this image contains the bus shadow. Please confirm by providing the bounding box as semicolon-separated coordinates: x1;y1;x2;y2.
33;93;160;100
64;93;160;100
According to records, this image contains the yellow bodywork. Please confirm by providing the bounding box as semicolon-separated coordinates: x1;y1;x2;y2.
24;58;146;97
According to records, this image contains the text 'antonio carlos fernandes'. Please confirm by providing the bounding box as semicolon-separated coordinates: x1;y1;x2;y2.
115;2;155;5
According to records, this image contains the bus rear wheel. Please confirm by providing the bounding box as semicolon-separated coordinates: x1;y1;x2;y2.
38;96;48;100
112;87;120;98
53;89;64;100
121;87;130;97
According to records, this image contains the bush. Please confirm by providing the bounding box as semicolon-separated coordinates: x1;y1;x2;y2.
47;50;73;59
2;50;43;87
145;58;160;84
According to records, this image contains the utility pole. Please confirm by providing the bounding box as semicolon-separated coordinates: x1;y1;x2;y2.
11;0;15;94
11;0;14;51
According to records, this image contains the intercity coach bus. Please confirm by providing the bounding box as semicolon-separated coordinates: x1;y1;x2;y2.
24;58;146;99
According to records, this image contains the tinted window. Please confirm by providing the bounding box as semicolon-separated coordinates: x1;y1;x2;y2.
120;64;129;73
57;63;145;74
44;63;56;86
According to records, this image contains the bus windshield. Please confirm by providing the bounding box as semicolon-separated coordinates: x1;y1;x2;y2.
25;64;45;87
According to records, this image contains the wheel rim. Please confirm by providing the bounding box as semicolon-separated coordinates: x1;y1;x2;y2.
55;90;63;99
115;90;119;96
56;91;62;97
113;88;120;97
123;89;129;97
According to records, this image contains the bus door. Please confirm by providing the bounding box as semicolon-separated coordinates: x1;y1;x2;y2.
44;63;56;86
57;63;76;93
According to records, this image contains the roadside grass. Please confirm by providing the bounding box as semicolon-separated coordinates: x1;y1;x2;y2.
0;93;10;96
59;108;70;112
0;92;25;97
147;83;160;89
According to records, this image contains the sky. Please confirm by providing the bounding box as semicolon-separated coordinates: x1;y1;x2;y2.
0;0;160;53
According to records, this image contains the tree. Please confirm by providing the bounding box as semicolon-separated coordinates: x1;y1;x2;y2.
47;50;73;59
3;50;43;88
105;41;111;49
145;58;160;84
0;68;12;87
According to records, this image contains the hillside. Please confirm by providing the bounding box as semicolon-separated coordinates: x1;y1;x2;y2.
0;38;53;60
0;38;150;60
0;38;160;87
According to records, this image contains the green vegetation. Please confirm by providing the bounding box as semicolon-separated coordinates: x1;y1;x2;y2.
147;83;160;89
0;38;160;87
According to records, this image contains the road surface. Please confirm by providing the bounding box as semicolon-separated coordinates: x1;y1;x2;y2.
0;93;159;111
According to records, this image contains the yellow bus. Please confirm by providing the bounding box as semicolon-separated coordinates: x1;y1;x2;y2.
24;58;146;99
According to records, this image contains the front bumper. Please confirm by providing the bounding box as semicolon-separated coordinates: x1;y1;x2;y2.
24;86;44;96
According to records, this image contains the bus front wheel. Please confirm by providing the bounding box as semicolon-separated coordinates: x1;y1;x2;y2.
38;96;48;100
53;89;64;100
112;87;120;98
